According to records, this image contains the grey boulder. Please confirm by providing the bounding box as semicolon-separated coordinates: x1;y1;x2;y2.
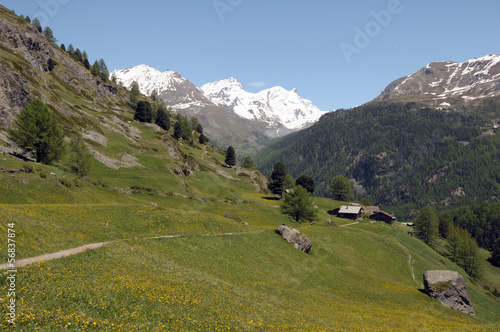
275;225;312;253
423;270;475;316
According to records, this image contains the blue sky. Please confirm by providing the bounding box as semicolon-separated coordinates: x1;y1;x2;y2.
2;0;500;111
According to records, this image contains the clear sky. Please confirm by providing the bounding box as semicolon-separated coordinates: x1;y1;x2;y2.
2;0;500;111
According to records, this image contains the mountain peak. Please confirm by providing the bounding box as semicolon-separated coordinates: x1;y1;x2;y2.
201;80;323;130
376;54;500;103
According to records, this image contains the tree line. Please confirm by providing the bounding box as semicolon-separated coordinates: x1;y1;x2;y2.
19;13;112;83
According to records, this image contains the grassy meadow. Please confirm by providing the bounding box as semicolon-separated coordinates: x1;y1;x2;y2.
1;120;500;331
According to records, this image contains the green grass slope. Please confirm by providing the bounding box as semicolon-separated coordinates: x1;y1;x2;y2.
1;134;499;330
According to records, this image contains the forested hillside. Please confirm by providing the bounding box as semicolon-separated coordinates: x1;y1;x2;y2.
257;101;500;219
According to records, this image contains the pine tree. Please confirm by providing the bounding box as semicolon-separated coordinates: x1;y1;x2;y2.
98;59;109;81
196;124;203;134
446;227;462;263
268;162;288;197
60;43;66;51
296;174;315;194
91;60;101;76
130;81;140;106
173;122;182;140
225;146;236;167
199;134;207;144
242;156;254;168
67;43;75;54
25;15;31;24
69;132;93;178
47;58;57;71
82;51;88;61
32;18;42;33
43;26;57;43
83;58;90;70
415;206;439;246
8;99;65;165
280;185;318;223
134;101;153;123
328;175;353;201
490;238;500;267
155;107;170;131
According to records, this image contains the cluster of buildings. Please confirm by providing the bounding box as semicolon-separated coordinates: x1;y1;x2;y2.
329;204;396;224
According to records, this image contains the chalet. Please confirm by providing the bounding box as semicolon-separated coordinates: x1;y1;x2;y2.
371;211;396;225
337;206;363;220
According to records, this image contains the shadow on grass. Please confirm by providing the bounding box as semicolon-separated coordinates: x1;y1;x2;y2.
262;196;280;201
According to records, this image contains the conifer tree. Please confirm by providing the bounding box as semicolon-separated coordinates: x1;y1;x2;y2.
8;99;65;164
134;101;153;123
280;185;317;223
130;81;140;106
173;122;182;140
155;107;170;131
43;27;57;43
91;60;101;76
268;162;288;197
490;238;500;267
296;174;315;194
69;132;93;178
60;43;66;51
32;18;42;32
328;175;353;201
225;146;236;167
415;206;439;246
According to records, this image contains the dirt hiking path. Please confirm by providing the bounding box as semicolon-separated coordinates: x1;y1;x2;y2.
0;231;265;270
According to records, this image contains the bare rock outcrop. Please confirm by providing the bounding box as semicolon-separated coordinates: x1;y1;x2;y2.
423;270;475;316
275;225;312;254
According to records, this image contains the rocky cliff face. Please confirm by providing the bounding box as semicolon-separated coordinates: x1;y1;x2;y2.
0;6;123;129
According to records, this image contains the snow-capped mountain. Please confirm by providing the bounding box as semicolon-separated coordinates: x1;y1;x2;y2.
110;65;213;109
201;78;323;130
376;54;500;102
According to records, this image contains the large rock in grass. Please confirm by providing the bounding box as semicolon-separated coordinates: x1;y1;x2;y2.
423;270;475;316
275;225;312;253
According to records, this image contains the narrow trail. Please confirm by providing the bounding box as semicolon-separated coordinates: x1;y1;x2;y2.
0;242;110;270
395;241;423;288
339;221;359;227
0;230;265;270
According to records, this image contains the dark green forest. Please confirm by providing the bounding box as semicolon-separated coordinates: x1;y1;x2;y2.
257;101;500;219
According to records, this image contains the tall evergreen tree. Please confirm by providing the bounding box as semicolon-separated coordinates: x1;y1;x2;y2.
296;174;315;194
328;175;353;201
60;43;66;51
155;107;170;131
173;122;182;140
130;81;140;106
225;146;236;167
280;185;317;223
196;123;203;134
98;59;109;81
69;132;93;178
43;27;57;43
91;60;101;76
25;15;31;24
134;101;153;123
32;18;42;32
268;162;288;197
8;99;65;164
490;238;500;267
67;43;75;54
415;206;439;246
